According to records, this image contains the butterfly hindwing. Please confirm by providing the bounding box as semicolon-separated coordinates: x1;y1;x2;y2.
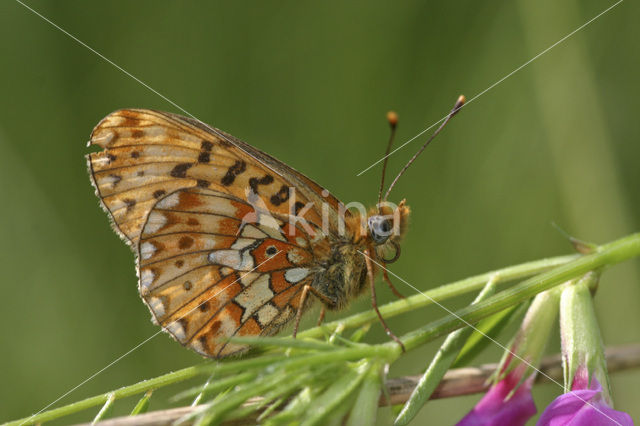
138;187;316;357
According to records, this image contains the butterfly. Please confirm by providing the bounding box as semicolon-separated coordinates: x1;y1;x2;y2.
87;97;464;358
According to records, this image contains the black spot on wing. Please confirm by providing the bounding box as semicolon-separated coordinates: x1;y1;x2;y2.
249;174;274;194
198;152;210;163
293;201;306;216
170;163;193;178
201;140;214;151
123;198;136;212
221;160;246;186
270;185;290;206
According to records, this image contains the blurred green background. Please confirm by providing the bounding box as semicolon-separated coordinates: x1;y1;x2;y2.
1;0;639;424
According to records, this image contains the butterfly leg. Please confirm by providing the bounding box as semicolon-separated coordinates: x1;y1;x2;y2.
382;268;405;299
292;285;333;338
316;307;326;326
364;250;406;352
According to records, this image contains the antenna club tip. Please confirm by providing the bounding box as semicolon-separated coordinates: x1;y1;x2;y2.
450;94;466;117
386;111;398;128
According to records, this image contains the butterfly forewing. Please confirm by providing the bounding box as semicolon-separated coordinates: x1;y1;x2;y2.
88;109;337;357
88;109;344;246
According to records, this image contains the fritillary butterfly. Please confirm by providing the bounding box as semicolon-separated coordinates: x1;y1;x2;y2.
87;99;463;358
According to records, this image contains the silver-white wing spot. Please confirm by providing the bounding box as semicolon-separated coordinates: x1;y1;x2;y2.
235;275;274;322
155;191;180;209
140;242;157;260
140;268;155;290
148;296;166;317
166;320;187;341
208;249;254;270
231;238;255;250
284;268;309;284
241;224;268;239
240;271;261;287
145;211;167;234
256;214;286;241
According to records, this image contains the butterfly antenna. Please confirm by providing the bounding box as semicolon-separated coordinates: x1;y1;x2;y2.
383;95;466;202
377;111;399;209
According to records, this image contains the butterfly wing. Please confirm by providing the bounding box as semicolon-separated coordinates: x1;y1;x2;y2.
88;109;344;247
139;187;317;357
87;109;341;357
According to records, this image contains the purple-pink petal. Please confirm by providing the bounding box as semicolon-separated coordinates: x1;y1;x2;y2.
537;380;633;426
457;372;536;426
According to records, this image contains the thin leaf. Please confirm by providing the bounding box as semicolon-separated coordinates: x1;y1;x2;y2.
325;389;360;426
194;368;292;425
349;323;372;343
346;362;384;426
256;396;286;422
266;386;317;425
394;276;499;426
226;336;337;351
301;364;368;426
191;375;214;407
172;371;257;401
452;302;527;368
328;333;367;348
231;366;333;422
129;390;152;415
91;392;115;424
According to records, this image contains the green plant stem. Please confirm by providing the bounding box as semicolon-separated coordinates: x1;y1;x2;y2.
6;365;204;426
398;233;640;351
299;254;578;339
395;276;500;426
10;234;639;426
347;361;384;426
0;254;585;426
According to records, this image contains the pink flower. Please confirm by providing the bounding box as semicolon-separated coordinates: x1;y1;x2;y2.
537;377;633;426
456;288;562;426
457;369;537;426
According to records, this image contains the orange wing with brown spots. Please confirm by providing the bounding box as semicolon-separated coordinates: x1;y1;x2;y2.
138;187;318;357
88;109;345;247
87;109;339;357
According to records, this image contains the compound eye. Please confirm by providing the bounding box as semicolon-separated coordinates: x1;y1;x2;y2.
368;215;393;244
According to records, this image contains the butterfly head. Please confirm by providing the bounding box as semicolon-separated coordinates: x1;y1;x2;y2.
367;95;463;263
365;200;410;263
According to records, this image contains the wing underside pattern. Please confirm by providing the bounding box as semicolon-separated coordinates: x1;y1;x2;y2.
86;109;343;357
139;188;317;357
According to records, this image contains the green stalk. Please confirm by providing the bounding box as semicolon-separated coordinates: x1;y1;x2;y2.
399;233;640;351
9;234;638;426
299;254;577;339
347;361;385;426
301;363;369;426
394;276;500;426
6;365;204;426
